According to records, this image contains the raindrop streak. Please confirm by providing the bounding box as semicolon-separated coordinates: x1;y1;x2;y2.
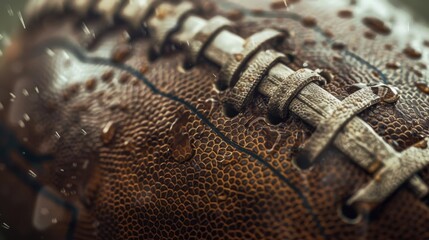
28;170;37;178
81;129;87;135
101;121;116;144
169;115;195;163
6;5;13;16
18;11;26;29
415;82;429;95
2;222;10;230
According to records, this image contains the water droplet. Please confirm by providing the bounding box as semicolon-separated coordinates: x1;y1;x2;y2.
403;46;422;60
111;45;132;63
384;44;393;51
226;9;244;21
338;10;353;18
331;42;346;50
169;115;194;163
101;121;116;144
62;84;80;101
323;29;334;38
81;129;87;135
364;31;376;40
18;120;25;128
119;73;131;84
270;0;287;10
101;70;114;82
85;78;97;91
386;62;401;69
140;64;148;74
415;82;429;94
362;17;391;35
301;16;317;27
303;39;317;46
234;53;243;61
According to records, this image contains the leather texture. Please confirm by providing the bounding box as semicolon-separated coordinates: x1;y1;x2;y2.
0;0;429;239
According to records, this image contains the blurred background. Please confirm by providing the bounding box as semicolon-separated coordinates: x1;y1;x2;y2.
0;0;429;35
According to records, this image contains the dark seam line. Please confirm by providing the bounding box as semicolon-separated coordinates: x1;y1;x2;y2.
0;124;78;240
217;0;389;84
26;38;326;238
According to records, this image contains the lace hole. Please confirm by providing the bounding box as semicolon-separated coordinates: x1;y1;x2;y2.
182;58;195;70
293;154;312;170
338;203;363;224
148;47;159;62
216;81;229;91
223;103;239;118
267;114;283;126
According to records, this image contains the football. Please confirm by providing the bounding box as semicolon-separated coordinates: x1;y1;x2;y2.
1;0;429;239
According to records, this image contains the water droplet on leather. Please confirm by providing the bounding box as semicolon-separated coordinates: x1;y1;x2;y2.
303;39;317;46
338;10;353;18
62;84;80;101
101;121;116;145
85;78;97;91
362;17;391;35
270;1;287;10
119;73;130;84
251;8;264;16
169;115;194;163
234;53;243;61
364;31;376;40
101;70;114;82
415;82;429;94
386;62;400;69
323;29;334;38
332;54;343;62
226;9;244;21
140;64;148;74
111;45;132;63
301;17;317;27
403;47;422;59
331;42;346;50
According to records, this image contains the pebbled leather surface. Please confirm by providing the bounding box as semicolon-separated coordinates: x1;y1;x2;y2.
0;0;429;239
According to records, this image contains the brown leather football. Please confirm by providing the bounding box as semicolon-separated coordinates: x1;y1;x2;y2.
1;0;429;239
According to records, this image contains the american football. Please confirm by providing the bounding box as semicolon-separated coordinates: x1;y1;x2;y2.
0;0;429;239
